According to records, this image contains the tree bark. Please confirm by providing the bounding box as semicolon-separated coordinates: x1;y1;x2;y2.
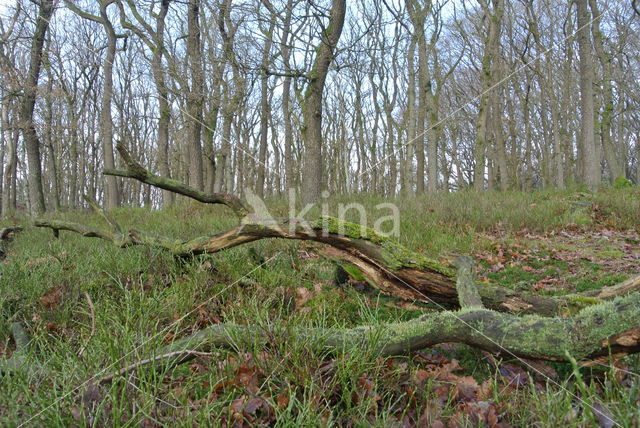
1;98;17;216
576;0;599;191
256;14;275;198
98;1;120;209
93;258;640;382
588;0;622;183
280;0;295;192
405;0;430;194
474;0;503;192
301;0;346;204
186;0;204;191
19;0;54;215
147;289;640;363
153;0;174;205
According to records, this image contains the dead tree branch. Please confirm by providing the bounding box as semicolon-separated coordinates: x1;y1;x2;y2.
33;145;640;316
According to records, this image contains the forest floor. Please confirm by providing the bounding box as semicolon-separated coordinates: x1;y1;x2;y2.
1;188;640;427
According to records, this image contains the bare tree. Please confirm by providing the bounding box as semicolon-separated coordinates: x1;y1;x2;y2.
186;0;204;190
19;0;55;214
301;0;346;204
118;0;174;205
576;0;600;190
65;0;121;208
256;2;276;197
473;0;504;191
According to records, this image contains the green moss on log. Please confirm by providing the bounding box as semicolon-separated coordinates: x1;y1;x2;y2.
311;216;455;276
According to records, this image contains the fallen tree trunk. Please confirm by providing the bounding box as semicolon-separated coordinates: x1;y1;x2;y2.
97;258;640;384
9;142;640;379
159;258;640;361
32;142;639;316
154;292;640;362
0;226;24;240
34;214;573;315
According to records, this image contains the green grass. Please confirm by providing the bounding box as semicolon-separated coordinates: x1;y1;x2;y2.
1;188;639;426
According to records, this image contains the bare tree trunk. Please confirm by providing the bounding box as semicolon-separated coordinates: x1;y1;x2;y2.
301;0;346;204
576;0;599;190
97;1;120;209
403;39;417;195
281;0;295;192
44;77;61;210
19;0;54;215
256;15;275;198
1;98;16;216
151;0;174;206
474;0;504;192
214;0;241;194
492;57;508;190
186;0;204;190
589;0;622;182
405;0;430;194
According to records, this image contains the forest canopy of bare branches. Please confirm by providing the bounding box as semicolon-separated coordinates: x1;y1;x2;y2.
0;0;639;214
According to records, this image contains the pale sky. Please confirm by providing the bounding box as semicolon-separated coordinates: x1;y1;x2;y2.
0;0;13;16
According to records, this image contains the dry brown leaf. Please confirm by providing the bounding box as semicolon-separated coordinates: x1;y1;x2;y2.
39;286;62;309
293;287;314;308
276;393;289;410
498;362;529;388
453;376;480;403
235;364;261;394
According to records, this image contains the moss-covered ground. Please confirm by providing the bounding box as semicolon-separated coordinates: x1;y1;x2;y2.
1;188;639;426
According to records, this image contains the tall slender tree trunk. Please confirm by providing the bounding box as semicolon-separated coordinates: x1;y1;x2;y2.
256;17;275;198
19;0;54;215
403;39;417;195
405;0;430;194
1;98;17;216
589;0;622;182
44;77;61;210
474;0;504;192
151;0;174;205
214;0;240;194
279;0;295;193
491;56;508;190
98;1;120;209
426;88;439;192
186;0;204;190
576;0;599;190
301;0;346;204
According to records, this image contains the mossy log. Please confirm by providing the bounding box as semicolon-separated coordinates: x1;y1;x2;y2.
97;259;640;383
0;226;23;240
154;292;640;362
32;142;640;316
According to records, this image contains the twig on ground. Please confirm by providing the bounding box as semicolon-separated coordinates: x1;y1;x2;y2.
78;292;96;358
98;350;212;384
